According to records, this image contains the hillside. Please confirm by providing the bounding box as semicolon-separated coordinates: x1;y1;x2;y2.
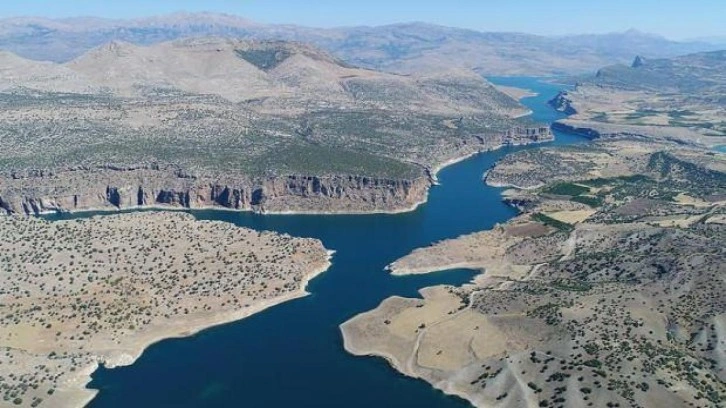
0;13;720;75
343;139;726;408
591;50;726;93
0;39;547;215
551;50;726;147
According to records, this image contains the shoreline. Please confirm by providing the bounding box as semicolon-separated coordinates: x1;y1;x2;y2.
387;261;485;276
483;178;543;190
70;249;334;407
493;84;539;102
429;136;554;185
339;295;484;408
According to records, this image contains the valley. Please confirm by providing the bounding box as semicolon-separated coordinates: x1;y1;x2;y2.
0;8;723;408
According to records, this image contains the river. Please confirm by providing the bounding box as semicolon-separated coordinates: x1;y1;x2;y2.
45;77;585;407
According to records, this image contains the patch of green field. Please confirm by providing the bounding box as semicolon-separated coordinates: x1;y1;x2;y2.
532;213;573;232
235;49;291;70
571;195;603;208
544;182;591;196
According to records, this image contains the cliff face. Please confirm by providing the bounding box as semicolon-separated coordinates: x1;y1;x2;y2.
548;91;577;115
0;167;431;215
0;123;553;216
503;126;552;143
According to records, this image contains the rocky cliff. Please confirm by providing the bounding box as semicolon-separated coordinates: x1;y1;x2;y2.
503;126;552;143
548;91;577;115
0;166;431;215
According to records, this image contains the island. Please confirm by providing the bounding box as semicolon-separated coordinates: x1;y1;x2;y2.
0;211;331;407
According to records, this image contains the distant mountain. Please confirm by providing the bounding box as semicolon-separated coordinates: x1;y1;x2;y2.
688;35;726;47
591;50;726;93
553;50;726;146
17;37;522;116
0;12;720;75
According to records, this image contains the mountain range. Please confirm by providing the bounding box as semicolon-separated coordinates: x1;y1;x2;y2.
0;12;722;75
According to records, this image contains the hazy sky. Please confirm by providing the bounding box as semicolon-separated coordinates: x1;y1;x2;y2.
2;0;724;40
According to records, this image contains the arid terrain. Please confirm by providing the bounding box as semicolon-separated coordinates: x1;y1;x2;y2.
1;9;725;408
0;38;552;215
551;51;726;148
0;211;331;407
342;139;726;408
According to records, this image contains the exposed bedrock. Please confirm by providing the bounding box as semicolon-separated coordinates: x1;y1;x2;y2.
0;167;431;215
503;126;552;142
0;125;551;215
548;91;577;115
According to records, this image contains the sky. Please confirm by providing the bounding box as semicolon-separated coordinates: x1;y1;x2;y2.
1;0;724;40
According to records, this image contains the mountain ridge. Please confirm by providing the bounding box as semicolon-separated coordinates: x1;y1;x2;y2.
0;12;720;74
0;38;551;215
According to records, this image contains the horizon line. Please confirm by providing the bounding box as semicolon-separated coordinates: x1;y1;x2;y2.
0;11;721;42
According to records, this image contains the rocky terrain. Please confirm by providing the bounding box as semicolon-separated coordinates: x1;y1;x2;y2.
485;139;726;189
0;211;331;407
551;51;726;148
0;166;433;215
0;13;721;75
342;139;726;408
0;37;553;215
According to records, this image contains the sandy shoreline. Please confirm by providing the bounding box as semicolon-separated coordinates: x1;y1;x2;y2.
386;261;485;276
493;84;539;101
483;177;543;190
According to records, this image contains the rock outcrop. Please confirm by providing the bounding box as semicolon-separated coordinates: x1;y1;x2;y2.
631;55;646;68
0;166;431;215
504;126;552;142
548;91;577;115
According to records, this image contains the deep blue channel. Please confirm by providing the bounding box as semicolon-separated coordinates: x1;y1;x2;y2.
46;77;584;407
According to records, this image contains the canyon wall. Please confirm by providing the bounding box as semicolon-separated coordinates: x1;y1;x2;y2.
0;166;431;215
0;126;551;215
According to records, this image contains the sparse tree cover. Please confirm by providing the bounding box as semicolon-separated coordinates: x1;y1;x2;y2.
0;212;329;406
343;138;726;408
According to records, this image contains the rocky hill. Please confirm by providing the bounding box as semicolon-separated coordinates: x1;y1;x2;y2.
0;38;548;215
0;13;720;75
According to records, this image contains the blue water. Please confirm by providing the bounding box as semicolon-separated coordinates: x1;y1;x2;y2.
47;77;586;407
488;76;573;124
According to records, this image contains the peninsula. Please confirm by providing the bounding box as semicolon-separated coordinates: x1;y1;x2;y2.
342;137;726;407
0;211;331;407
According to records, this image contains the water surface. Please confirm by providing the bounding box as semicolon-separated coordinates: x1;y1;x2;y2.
48;77;585;407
